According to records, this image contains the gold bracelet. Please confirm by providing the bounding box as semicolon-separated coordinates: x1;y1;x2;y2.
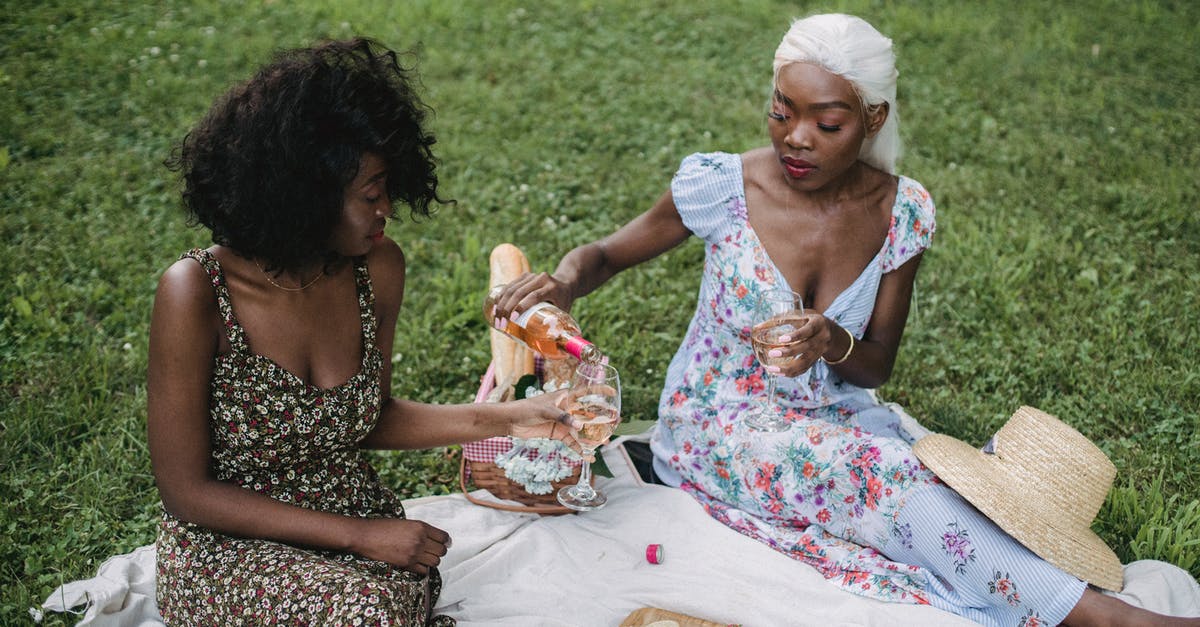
824;326;855;365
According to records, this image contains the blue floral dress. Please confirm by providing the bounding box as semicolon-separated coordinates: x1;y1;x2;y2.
649;153;1086;627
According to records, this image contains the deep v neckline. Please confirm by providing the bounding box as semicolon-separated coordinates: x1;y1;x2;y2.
238;351;370;395
226;302;373;396
735;157;896;316
192;249;378;395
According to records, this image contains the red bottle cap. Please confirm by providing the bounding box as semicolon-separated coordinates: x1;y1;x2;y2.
645;543;663;564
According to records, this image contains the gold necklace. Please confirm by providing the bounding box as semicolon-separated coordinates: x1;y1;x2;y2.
254;260;324;292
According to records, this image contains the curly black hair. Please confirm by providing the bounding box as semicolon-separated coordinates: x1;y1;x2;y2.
166;38;450;271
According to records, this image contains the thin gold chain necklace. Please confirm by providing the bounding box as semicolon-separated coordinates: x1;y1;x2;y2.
254;260;324;292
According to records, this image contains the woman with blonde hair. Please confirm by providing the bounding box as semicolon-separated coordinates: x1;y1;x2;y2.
493;14;1197;626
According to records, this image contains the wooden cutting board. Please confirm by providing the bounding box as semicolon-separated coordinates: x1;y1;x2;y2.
620;607;737;627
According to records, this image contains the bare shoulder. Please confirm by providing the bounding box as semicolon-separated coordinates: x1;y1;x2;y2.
156;254;218;313
151;254;221;357
863;164;900;215
364;236;406;311
870;163;899;187
740;147;780;190
741;147;777;171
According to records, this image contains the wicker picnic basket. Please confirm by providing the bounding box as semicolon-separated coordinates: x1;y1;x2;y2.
459;358;588;516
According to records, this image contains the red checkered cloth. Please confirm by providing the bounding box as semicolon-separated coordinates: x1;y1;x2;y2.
462;359;583;468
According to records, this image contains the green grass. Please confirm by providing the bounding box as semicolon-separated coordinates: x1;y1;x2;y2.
3;0;1198;622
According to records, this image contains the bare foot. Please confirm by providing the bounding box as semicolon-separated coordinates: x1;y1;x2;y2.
1062;588;1200;626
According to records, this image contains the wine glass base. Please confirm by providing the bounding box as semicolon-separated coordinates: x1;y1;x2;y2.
556;484;607;511
745;411;791;432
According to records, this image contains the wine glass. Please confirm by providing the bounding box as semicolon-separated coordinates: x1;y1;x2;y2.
746;287;805;432
556;362;621;511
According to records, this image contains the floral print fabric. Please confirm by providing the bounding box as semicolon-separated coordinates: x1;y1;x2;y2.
649;153;1085;626
155;249;454;626
885;486;1084;626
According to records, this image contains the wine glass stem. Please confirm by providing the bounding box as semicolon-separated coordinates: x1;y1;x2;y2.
575;449;595;497
763;374;778;416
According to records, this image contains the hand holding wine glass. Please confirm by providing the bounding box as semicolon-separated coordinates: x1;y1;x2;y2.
746;287;805;432
506;390;587;457
556;362;621;511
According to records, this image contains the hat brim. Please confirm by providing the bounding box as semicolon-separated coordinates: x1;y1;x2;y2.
913;433;1124;591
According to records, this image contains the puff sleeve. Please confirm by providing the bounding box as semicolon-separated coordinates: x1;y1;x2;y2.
669;152;744;242
881;176;937;273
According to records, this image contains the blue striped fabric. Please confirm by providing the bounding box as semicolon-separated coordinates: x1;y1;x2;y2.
884;485;1086;626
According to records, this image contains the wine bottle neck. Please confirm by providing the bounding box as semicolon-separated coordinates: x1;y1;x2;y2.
563;335;600;363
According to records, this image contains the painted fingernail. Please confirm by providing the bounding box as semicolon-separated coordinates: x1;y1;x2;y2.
766;366;781;373
779;335;792;342
509;311;519;322
768;349;782;357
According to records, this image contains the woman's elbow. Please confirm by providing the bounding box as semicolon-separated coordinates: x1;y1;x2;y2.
155;478;213;524
850;359;895;389
859;372;891;390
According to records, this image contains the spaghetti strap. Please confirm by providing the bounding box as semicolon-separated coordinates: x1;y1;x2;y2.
351;257;377;348
179;248;250;353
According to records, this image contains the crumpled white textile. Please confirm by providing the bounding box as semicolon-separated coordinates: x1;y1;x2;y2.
40;438;1200;626
39;544;160;626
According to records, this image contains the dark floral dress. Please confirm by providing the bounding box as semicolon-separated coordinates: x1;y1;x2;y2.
155;249;454;626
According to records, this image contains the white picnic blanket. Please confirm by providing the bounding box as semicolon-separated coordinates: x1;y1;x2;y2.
40;430;1200;625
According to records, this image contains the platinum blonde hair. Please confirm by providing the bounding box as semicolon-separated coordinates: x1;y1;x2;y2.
773;14;900;173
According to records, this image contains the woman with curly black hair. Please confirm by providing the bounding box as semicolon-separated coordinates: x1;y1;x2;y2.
148;39;578;625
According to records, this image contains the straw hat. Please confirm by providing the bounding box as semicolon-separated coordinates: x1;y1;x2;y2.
912;406;1124;591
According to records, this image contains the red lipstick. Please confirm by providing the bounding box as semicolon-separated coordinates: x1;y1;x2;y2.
782;156;816;178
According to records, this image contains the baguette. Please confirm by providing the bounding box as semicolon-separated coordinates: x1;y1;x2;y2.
489;243;535;390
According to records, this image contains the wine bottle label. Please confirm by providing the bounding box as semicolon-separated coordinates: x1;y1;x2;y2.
512;302;553;328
